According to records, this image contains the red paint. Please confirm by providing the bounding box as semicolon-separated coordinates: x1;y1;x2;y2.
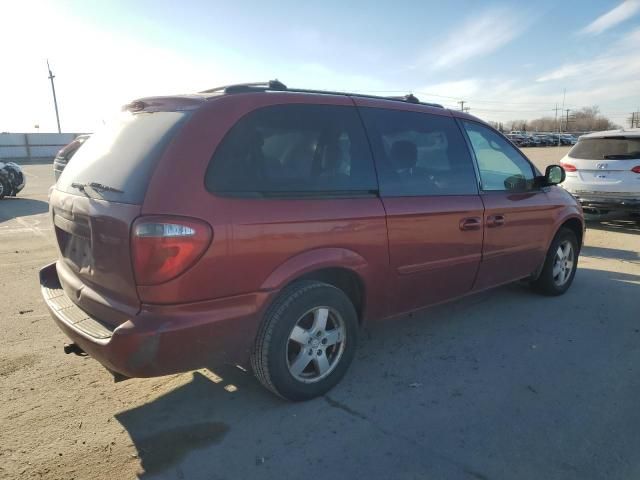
41;89;584;379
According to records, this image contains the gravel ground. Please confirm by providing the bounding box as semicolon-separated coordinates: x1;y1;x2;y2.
1;149;639;480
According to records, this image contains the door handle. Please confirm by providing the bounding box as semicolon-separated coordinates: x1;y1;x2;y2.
487;214;505;228
459;217;482;231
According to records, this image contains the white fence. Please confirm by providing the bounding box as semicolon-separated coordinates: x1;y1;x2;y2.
0;133;86;162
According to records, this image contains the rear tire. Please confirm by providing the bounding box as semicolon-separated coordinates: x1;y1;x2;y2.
531;227;579;296
251;281;358;401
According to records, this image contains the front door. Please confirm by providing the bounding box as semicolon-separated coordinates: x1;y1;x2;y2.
461;120;554;290
357;104;484;315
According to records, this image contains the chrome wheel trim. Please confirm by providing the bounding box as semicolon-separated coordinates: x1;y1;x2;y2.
552;240;575;287
286;306;346;384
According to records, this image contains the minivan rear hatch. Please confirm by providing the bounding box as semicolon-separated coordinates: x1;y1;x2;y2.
52;109;190;326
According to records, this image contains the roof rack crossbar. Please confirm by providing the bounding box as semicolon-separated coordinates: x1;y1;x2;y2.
199;80;443;108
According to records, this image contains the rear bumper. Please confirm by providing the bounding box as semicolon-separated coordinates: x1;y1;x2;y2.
568;192;640;213
40;262;270;378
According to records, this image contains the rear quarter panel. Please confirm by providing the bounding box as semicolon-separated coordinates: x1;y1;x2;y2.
141;93;390;321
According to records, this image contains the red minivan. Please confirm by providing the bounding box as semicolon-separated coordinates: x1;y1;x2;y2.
40;81;584;400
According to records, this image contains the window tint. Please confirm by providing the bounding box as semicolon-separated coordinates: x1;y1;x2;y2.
359;108;478;196
57;111;190;204
569;137;640;160
462;121;536;192
206;104;377;195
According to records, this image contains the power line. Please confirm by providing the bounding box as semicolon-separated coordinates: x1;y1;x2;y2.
349;88;629;120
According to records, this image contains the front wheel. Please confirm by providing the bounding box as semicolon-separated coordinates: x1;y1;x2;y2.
251;281;358;401
531;227;579;296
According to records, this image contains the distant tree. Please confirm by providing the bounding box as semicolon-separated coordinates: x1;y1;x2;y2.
487;121;505;132
571;106;618;131
503;106;618;133
509;120;527;131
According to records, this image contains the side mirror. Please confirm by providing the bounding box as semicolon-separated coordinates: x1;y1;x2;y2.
504;174;527;191
544;164;565;186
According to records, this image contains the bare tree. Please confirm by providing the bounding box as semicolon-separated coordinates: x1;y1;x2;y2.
503;106;618;133
488;121;505;132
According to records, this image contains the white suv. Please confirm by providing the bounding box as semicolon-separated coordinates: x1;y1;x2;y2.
560;128;640;217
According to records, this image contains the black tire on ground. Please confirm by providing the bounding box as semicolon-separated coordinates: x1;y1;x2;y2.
531;227;579;296
7;173;17;196
251;280;358;401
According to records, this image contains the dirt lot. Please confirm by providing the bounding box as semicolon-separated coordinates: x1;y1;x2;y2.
1;149;639;480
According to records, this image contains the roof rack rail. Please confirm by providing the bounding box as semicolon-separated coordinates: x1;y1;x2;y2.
199;80;444;108
386;93;421;104
199;79;287;94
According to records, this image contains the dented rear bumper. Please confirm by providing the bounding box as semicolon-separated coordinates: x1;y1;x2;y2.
40;262;269;378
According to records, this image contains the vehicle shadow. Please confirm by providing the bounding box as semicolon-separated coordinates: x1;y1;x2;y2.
0;197;49;222
114;366;280;477
581;245;640;262
115;266;640;480
586;217;640;235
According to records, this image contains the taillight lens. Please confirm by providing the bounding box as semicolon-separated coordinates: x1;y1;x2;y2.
131;216;212;285
560;162;577;172
631;166;640;174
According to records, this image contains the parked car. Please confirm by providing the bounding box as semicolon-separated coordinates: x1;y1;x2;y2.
40;81;584;400
0;161;26;199
533;134;552;146
527;135;542;147
506;134;526;147
561;128;640;217
53;134;90;180
561;134;577;145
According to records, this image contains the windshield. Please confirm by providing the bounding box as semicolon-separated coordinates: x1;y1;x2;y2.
568;137;640;160
57;111;190;204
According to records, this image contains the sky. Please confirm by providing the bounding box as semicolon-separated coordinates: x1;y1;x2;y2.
1;0;639;132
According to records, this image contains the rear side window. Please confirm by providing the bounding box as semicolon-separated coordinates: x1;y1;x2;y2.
359;108;478;196
57;111;190;204
206;104;377;196
569;137;640;160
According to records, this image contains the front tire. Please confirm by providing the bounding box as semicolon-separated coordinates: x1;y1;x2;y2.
251;281;358;401
531;227;579;296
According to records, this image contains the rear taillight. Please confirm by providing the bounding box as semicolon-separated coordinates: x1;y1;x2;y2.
560;162;577;172
631;166;640;174
131;216;212;285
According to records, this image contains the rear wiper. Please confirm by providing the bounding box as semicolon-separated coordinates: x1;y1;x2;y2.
71;182;124;194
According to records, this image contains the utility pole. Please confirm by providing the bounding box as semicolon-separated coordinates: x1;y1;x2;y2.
559;88;566;135
458;100;466;111
47;60;61;133
553;103;562;146
564;109;571;133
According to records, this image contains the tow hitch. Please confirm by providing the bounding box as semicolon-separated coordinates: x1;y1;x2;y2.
63;343;86;356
